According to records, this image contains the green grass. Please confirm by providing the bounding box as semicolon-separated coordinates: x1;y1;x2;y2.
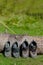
0;14;43;36
0;54;43;65
0;0;43;15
